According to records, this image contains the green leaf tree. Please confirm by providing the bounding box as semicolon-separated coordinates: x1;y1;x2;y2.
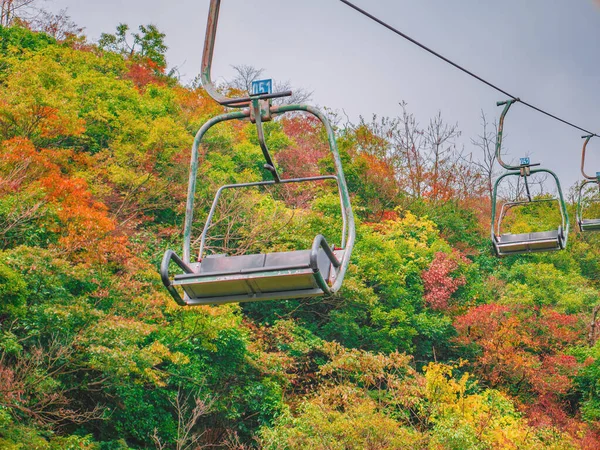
99;23;167;71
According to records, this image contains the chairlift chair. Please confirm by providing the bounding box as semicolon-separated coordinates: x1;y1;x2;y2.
160;0;355;306
576;135;600;232
491;99;569;256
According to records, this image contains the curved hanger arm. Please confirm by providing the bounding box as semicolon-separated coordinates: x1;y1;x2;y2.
201;0;292;108
495;98;533;171
580;134;596;180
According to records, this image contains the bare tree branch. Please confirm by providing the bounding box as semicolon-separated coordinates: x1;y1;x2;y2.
152;387;214;450
1;0;44;27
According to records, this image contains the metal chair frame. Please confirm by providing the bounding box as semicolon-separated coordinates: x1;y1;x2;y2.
491;99;569;256
160;0;355;306
576;135;600;232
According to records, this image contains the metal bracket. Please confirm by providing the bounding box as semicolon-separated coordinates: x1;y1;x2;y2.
250;98;273;124
495;98;542;171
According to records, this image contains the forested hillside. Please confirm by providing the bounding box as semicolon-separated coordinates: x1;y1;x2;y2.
3;22;600;449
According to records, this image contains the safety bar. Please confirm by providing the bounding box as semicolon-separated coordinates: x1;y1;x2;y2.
500;198;561;209
497;198;563;237
183;110;249;262
200;0;293;108
268;104;355;296
161;250;195;306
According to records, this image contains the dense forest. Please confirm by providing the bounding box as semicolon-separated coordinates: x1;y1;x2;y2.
2;12;600;450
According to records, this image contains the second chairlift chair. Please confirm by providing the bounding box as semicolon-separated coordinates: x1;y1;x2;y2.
160;0;356;306
491;99;569;256
576;135;600;232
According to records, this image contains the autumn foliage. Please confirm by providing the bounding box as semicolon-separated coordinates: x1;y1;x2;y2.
422;251;468;310
1;22;600;450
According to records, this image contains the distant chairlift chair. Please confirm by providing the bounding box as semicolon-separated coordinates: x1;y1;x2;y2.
160;0;355;306
576;135;600;232
491;99;569;256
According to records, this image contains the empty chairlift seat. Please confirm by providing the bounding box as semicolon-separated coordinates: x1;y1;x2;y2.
577;178;600;233
161;234;345;306
578;218;600;232
492;196;569;256
176;248;341;304
493;227;566;256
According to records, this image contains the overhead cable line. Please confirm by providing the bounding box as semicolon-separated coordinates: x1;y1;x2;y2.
338;0;597;137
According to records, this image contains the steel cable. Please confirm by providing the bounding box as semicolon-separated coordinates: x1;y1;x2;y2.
339;0;597;136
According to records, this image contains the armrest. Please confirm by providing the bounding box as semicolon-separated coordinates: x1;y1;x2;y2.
160;250;195;306
310;235;341;273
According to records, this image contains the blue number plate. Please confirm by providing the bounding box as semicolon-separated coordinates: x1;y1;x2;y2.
520;157;530;166
252;79;272;95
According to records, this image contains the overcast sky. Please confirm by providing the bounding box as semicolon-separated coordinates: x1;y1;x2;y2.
45;0;600;189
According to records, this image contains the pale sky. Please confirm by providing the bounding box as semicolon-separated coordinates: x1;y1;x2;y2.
45;0;600;190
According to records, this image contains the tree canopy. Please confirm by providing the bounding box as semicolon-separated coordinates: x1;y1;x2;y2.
1;22;600;449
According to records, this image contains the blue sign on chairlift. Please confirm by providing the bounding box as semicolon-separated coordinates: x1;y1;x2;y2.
520;157;530;166
596;172;600;180
252;79;273;96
